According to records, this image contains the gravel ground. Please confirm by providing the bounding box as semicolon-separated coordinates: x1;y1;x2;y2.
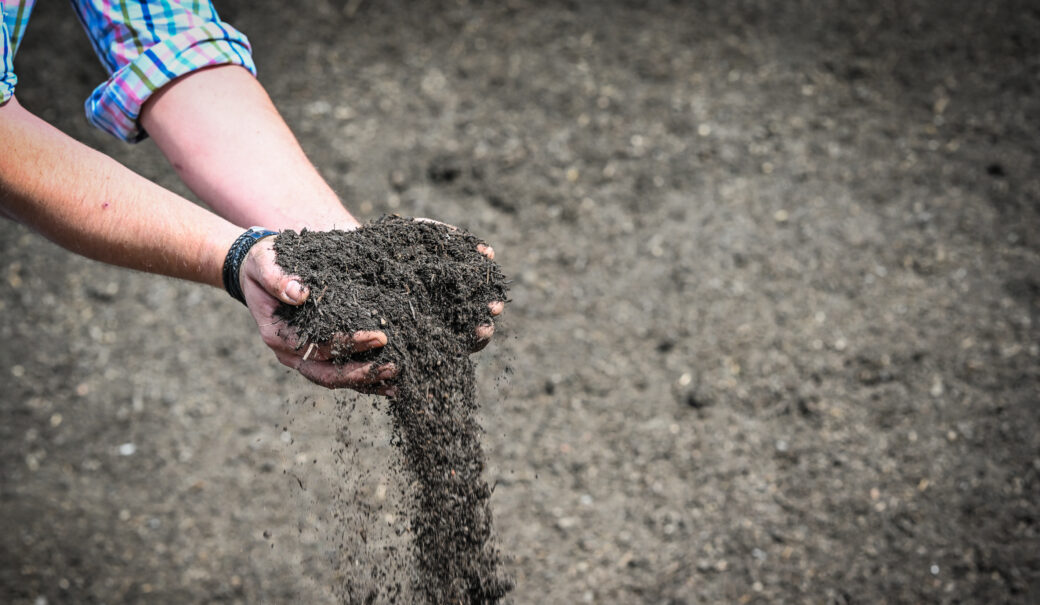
2;1;1038;603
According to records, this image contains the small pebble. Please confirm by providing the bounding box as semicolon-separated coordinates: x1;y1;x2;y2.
556;516;578;530
930;376;945;397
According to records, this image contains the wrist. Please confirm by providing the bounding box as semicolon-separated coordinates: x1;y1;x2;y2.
222;227;278;304
198;223;243;289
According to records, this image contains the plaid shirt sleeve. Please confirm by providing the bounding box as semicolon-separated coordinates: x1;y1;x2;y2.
0;9;14;105
70;0;256;142
1;1;32;105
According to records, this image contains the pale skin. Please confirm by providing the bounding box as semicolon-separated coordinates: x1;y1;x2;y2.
0;65;503;393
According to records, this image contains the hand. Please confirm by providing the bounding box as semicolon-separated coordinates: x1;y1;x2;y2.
412;217;506;351
238;238;397;394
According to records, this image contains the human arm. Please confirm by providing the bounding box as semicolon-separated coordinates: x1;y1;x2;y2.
0;96;391;390
0;96;239;287
139;65;358;232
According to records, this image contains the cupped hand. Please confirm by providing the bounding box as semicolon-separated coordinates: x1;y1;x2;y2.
412;217;506;351
239;237;397;394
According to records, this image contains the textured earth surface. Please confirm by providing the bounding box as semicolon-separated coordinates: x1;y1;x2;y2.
2;0;1039;603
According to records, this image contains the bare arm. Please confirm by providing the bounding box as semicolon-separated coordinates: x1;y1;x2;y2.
0;96;240;287
140;65;357;232
0;95;391;391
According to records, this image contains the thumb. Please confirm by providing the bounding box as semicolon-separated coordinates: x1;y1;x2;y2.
277;276;309;306
244;240;310;306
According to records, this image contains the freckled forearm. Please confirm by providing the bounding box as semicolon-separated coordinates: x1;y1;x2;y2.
0;97;241;288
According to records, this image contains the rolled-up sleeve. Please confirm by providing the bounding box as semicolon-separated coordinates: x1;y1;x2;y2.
1;8;16;105
1;1;31;105
70;1;256;142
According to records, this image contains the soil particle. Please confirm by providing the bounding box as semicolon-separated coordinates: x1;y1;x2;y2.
274;216;513;603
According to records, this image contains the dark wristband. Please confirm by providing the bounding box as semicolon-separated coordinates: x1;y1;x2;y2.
222;227;278;305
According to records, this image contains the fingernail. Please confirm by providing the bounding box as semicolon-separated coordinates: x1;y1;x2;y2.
285;280;305;304
384;387;398;398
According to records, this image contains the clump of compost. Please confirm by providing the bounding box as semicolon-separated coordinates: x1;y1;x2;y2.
274;215;513;603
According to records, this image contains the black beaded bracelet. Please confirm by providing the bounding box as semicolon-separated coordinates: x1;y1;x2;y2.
222;227;279;305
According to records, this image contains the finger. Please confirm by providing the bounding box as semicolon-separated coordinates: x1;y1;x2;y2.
267;327;387;362
488;300;504;316
281;279;309;305
306;330;387;360
248;240;310;306
296;360;369;388
471;324;494;352
293;359;398;389
477;243;495;260
347;330;388;352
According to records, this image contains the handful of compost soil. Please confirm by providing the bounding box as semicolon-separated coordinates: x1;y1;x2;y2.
273;215;513;604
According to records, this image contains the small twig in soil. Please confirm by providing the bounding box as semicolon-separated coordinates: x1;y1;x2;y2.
314;284;329;304
303;342;317;361
409;299;416;320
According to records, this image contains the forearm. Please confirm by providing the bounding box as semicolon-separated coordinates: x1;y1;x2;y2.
0;98;241;288
141;65;358;232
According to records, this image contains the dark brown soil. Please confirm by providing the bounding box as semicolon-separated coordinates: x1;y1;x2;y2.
273;217;512;603
3;1;1040;603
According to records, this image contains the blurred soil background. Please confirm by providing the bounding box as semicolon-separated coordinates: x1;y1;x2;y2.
1;0;1039;603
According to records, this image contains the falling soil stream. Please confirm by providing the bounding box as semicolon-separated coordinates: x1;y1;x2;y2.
274;216;513;603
